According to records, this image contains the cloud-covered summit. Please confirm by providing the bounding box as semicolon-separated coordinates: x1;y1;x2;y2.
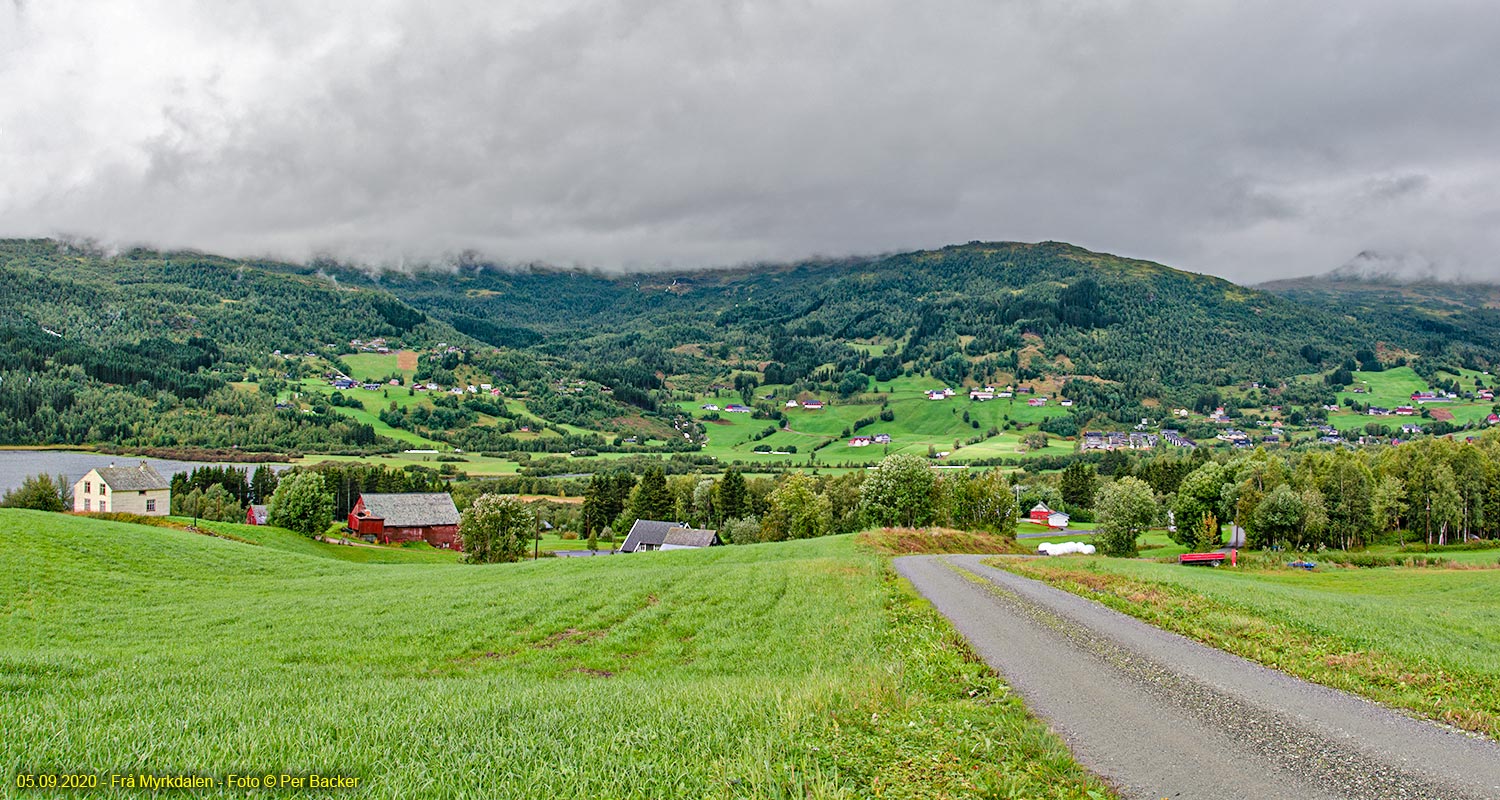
2;1;1498;281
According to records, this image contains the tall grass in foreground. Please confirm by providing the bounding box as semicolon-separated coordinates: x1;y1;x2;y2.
1;510;1110;798
993;556;1500;739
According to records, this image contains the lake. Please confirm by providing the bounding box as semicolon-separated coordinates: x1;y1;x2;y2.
0;450;293;494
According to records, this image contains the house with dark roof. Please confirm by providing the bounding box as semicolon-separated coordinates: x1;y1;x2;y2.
73;461;170;516
347;493;462;549
619;519;721;553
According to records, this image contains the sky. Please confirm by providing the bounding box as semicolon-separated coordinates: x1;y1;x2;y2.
2;1;1498;282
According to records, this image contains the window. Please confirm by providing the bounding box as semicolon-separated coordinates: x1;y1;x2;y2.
139;490;146;495
83;499;90;511
146;499;156;512
99;501;106;513
84;481;91;494
100;485;107;496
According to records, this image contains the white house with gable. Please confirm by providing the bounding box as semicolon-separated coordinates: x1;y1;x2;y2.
73;461;171;516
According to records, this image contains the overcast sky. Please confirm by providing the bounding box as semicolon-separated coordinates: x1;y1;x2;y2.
3;1;1498;282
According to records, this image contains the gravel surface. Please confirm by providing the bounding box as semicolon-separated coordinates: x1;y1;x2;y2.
895;554;1500;800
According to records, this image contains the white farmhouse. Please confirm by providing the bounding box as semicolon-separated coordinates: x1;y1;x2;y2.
73;461;171;516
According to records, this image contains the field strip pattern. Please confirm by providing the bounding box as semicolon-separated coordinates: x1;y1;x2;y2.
895;554;1500;800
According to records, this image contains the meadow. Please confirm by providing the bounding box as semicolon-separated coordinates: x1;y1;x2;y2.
1329;365;1498;429
1;510;1110;799
680;385;1072;467
991;554;1500;739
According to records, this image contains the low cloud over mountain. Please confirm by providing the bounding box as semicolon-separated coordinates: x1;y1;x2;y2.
3;1;1499;280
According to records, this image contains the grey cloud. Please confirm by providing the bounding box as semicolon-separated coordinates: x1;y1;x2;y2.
2;1;1499;282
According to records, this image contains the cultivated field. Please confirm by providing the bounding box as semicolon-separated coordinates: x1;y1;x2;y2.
1;511;1110;799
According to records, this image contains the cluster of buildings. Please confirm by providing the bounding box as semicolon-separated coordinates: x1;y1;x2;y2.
785;399;824;409
348;338;391;353
848;433;893;447
1081;431;1158;451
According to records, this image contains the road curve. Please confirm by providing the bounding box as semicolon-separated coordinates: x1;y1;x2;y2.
895;554;1500;800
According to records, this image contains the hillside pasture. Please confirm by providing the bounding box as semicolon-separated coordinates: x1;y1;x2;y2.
1;511;1110;799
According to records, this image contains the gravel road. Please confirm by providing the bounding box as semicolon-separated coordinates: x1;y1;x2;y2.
895;554;1500;800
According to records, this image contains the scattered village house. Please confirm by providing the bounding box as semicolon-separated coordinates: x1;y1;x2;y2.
347;493;462;549
1027;502;1070;530
73;461;171;516
246;504;269;525
619;520;721;553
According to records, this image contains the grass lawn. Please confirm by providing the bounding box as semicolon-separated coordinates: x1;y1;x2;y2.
340;352;416;383
1;510;1111;799
989;554;1500;739
290;452;525;477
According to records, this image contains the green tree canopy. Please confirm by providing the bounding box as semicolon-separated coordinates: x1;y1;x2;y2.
762;473;833;541
629;465;674;523
1096;477;1157;557
0;473;69;512
860;453;936;528
460;493;535;564
268;471;335;537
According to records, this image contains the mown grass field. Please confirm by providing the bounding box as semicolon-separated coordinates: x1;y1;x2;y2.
680;387;1072;466
990;554;1500;739
1;510;1111;799
1329;366;1498;430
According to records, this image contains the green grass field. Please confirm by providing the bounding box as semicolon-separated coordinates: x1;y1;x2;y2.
340;352;415;383
993;554;1500;739
1;511;1110;799
681;386;1072;466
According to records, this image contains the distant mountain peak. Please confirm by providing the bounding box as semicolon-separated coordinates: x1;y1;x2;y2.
1327;250;1445;284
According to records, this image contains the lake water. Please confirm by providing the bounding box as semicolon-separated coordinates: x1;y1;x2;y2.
0;450;294;494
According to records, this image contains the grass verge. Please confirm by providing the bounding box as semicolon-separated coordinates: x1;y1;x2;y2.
987;556;1500;740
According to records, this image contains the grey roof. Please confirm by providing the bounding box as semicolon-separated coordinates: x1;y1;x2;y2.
94;462;170;491
620;519;682;552
356;493;460;527
663;527;719;548
620;519;720;552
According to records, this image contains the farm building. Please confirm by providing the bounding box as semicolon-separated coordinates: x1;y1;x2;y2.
246;505;269;525
1027;503;1053;524
848;436;872;447
619;520;721;553
347;493;462;549
73;462;170;516
1046;511;1070;530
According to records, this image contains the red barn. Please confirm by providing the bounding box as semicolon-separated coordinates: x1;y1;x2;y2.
1028;502;1053;524
348;493;462;550
246;505;269;525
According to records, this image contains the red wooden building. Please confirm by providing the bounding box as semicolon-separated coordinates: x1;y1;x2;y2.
347;493;462;550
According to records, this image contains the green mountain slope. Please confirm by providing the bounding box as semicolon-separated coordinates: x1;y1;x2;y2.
4;237;1497;457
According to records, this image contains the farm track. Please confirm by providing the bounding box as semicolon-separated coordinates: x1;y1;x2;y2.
896;554;1500;800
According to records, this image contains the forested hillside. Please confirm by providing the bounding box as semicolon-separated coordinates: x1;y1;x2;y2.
3;237;1497;457
1261;272;1500;372
0;240;456;451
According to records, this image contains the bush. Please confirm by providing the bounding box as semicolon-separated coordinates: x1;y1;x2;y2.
722;516;762;545
0;473;70;512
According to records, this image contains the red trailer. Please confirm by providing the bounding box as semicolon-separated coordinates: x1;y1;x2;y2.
1179;550;1234;567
